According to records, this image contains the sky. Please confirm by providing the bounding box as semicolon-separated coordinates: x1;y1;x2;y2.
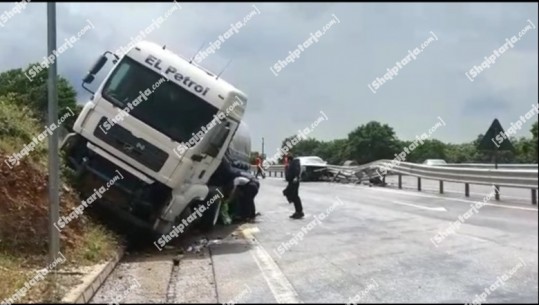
0;2;537;155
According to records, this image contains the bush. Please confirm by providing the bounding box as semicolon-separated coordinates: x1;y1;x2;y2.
0;94;48;165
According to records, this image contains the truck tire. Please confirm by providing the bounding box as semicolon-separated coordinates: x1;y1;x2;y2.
198;188;222;231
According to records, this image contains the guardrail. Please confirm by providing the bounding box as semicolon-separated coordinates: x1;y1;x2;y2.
251;161;538;205
444;163;538;170
386;162;537;204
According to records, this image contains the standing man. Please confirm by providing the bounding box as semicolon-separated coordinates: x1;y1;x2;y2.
283;154;289;181
285;154;304;219
255;155;266;179
282;153;292;204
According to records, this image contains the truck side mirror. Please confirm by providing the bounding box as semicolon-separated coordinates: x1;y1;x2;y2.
89;55;108;75
82;73;95;84
82;54;109;94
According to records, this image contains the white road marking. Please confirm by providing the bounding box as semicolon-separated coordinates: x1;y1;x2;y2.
456;233;490;243
242;227;301;304
391;200;447;212
367;187;538;212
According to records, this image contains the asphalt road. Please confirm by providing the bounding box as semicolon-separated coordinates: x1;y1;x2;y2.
91;177;538;303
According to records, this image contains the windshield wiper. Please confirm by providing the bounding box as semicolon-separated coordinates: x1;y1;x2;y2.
104;90;128;108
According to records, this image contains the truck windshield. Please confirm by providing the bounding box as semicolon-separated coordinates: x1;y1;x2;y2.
101;56;218;144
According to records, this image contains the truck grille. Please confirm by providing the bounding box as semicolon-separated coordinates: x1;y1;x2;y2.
93;117;169;172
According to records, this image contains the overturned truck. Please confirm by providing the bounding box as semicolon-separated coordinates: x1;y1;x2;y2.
61;40;250;235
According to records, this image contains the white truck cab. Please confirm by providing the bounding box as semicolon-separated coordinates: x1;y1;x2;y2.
62;41;248;234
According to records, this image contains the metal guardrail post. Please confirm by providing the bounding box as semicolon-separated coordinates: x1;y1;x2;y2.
439;181;443;194
417;177;421;191
398;174;402;189
495;185;500;200
465;183;470;197
333;171;340;183
532;189;537;205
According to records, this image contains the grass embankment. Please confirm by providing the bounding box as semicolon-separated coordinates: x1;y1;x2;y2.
0;97;121;302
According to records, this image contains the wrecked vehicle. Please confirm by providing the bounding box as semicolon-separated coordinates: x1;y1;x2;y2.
296;156;328;181
61;40;249;235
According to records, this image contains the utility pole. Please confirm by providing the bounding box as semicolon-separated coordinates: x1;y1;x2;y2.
47;2;60;264
261;137;265;159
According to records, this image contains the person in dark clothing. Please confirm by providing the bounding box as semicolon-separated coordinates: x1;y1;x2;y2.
208;157;235;187
282;154;292;204
285;154;304;219
282;186;292;204
228;173;260;223
209;158;260;223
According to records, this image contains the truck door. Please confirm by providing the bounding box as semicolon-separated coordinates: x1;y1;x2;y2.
189;120;238;185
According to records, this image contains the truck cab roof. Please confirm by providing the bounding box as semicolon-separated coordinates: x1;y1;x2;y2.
125;40;247;110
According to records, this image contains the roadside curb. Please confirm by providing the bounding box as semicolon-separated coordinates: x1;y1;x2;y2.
61;247;124;304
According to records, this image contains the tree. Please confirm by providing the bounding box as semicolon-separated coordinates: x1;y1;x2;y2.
344;121;401;164
531;121;538;141
444;143;475;163
513;121;539;163
284;137;321;157
514;137;536;163
0;64;79;126
314;139;347;164
531;121;538;163
404;139;447;163
274;119;538;166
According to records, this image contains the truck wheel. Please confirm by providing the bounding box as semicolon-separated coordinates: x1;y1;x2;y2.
198;188;222;231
